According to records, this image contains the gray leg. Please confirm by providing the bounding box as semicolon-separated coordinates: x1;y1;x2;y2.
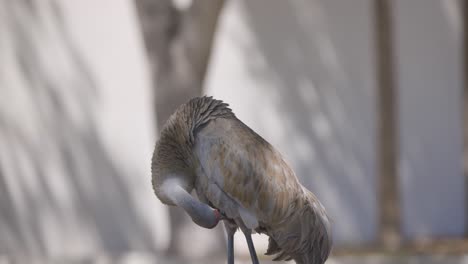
224;222;237;264
241;228;259;264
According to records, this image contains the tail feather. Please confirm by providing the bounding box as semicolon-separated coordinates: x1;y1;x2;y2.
265;237;281;255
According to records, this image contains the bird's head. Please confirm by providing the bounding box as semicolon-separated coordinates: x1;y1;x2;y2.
204;208;224;229
185;204;223;229
157;178;224;229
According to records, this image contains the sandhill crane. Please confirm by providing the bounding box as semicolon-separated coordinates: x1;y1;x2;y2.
152;96;332;264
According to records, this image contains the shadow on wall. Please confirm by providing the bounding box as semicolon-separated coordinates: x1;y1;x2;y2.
239;0;377;244
0;0;157;256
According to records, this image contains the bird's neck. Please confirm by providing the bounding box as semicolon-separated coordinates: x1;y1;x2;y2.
162;180;220;229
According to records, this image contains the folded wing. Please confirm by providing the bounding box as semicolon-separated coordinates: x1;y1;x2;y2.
193;117;303;229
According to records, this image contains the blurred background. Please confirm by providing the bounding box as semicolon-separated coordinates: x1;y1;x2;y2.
0;0;467;263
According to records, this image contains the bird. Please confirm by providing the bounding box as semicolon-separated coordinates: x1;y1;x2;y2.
151;96;332;264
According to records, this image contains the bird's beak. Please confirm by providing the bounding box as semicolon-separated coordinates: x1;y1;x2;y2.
214;209;227;221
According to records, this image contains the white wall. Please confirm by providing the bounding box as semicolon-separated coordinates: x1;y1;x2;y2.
0;0;167;257
394;0;465;238
206;0;466;244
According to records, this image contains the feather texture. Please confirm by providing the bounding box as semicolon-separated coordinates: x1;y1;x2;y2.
152;96;332;263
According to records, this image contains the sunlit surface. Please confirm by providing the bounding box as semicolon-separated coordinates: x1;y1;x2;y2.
0;0;466;262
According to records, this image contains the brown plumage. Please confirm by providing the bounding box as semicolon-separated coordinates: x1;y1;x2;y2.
152;96;332;264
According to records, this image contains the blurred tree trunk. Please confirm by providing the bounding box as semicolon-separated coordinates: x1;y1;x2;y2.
463;0;468;236
134;0;226;255
374;0;401;250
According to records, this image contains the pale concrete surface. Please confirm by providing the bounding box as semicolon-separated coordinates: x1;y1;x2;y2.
2;254;468;264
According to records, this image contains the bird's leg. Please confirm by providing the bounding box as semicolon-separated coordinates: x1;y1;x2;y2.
241;227;259;264
224;221;237;264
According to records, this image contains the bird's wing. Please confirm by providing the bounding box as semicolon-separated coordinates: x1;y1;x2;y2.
193;118;303;228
